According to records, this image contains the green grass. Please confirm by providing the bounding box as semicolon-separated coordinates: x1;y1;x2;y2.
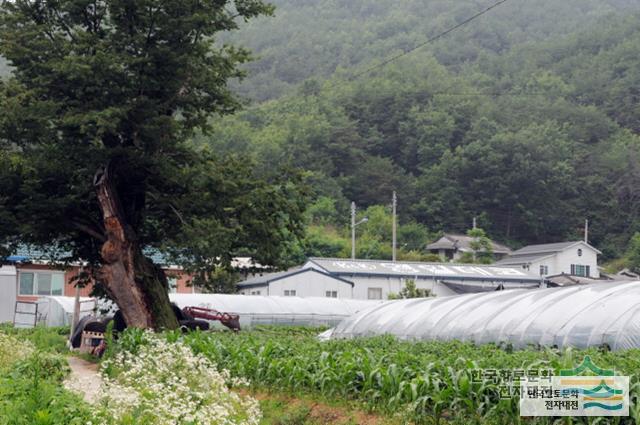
0;324;69;353
0;345;94;425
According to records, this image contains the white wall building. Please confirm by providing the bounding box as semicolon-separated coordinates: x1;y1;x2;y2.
494;241;600;278
238;258;542;301
237;268;354;298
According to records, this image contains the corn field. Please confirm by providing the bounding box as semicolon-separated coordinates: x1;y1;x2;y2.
124;327;640;425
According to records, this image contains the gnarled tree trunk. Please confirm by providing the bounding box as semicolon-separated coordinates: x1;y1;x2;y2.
94;165;179;330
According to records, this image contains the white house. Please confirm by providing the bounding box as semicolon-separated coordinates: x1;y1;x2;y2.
236;268;354;298
494;241;600;278
426;233;512;261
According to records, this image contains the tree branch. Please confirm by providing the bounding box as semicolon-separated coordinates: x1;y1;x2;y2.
72;220;106;242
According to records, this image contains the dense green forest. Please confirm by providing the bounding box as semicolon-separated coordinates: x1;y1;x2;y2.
197;0;640;263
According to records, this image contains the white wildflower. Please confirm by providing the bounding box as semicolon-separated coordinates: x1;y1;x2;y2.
94;332;261;425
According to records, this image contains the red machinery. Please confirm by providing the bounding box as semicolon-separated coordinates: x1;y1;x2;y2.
183;306;241;331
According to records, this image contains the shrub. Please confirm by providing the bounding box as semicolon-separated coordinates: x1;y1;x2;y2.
0;332;34;372
97;331;261;425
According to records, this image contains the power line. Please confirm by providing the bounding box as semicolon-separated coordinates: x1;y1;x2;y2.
429;91;549;97
340;0;511;85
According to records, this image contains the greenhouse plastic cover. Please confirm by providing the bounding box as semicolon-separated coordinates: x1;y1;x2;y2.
322;281;640;350
23;296;97;327
170;294;383;328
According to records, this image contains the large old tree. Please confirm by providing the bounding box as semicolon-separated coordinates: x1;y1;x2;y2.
0;0;306;329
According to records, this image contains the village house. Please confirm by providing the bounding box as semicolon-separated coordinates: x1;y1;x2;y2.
426;233;512;262
494;241;601;278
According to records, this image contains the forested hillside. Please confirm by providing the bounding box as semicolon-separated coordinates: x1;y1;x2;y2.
227;0;638;102
195;0;640;262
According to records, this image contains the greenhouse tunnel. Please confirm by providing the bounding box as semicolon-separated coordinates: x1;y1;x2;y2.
322;281;640;350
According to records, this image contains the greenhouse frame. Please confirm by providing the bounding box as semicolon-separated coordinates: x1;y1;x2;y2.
322;281;640;350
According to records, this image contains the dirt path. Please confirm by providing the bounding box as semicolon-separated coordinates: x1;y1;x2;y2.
64;356;102;404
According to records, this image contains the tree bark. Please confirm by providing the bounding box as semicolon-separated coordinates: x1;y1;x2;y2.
93;164;179;330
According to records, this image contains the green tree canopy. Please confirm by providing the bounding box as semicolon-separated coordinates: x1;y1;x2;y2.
0;0;306;329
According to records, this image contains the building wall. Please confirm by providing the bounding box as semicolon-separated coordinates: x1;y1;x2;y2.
554;244;599;278
237;285;268;296
237;271;353;298
15;263;196;303
269;272;353;298
0;266;17;323
519;243;599;278
337;275;457;300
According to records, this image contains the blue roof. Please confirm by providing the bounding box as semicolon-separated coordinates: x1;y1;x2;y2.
5;255;29;263
6;244;172;265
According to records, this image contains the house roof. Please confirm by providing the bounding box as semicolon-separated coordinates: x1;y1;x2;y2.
7;244;264;270
426;234;512;254
494;253;555;266
237;267;354;288
494;241;601;266
511;241;601;256
306;257;539;282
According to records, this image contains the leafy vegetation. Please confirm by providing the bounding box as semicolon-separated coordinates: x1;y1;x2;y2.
0;328;94;425
105;327;640;425
0;327;263;425
99;331;261;425
3;326;640;424
387;279;432;300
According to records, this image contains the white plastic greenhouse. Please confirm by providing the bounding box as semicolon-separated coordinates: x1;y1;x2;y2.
322;281;640;351
14;296;98;328
169;294;382;328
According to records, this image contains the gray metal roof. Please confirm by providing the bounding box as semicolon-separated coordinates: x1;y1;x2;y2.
238;268;302;286
306;258;538;282
511;241;601;256
237;267;354;288
494;253;554;266
426;234;512;254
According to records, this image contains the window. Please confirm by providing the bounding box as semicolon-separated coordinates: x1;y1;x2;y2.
571;264;590;277
250;290;261;295
577;249;583;257
367;288;382;300
539;265;548;276
168;277;178;293
284;290;296;297
325;291;338;298
18;271;64;296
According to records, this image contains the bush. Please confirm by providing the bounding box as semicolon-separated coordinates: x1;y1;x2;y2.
0;332;35;373
98;330;261;425
0;344;93;425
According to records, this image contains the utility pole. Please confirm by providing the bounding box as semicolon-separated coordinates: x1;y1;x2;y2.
351;201;356;259
392;191;397;262
473;217;477;229
350;201;368;260
585;219;589;243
